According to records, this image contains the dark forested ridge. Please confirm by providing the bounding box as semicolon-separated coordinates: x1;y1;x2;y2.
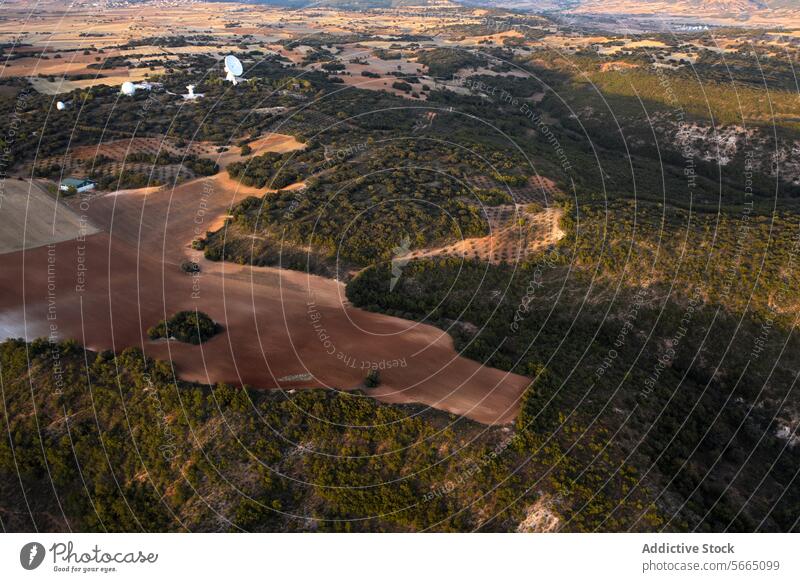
0;339;660;532
346;200;800;532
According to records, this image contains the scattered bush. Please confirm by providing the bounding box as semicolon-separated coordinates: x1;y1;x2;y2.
364;370;380;388
147;310;221;344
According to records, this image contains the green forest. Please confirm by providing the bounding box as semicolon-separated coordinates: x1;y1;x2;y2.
0;339;660;532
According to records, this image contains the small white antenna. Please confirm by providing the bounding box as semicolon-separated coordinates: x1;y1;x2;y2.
182;85;203;100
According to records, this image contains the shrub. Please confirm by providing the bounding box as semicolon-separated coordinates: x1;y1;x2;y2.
364;370;380;388
180;260;201;274
147;310;221;345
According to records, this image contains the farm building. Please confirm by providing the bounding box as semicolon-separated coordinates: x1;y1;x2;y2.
59;178;96;193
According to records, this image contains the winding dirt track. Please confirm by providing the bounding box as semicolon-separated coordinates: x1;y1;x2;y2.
0;172;531;424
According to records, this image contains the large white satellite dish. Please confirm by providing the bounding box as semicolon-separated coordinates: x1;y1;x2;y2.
120;81;136;96
56;100;67;110
224;54;243;85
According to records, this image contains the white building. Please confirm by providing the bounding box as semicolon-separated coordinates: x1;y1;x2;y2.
59;178;96;194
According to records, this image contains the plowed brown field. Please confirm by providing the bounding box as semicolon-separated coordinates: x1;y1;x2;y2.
0;166;530;424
